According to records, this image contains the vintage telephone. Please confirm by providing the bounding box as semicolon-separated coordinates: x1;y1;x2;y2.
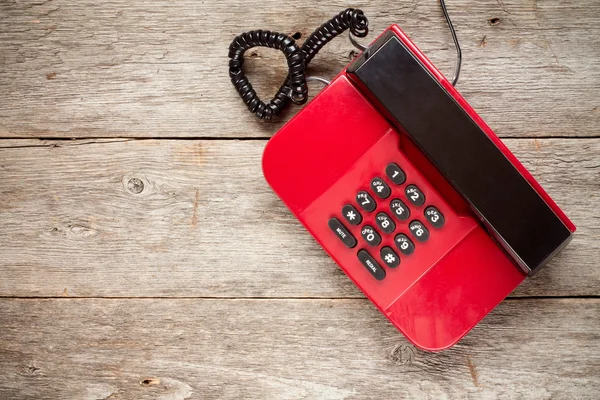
228;5;575;350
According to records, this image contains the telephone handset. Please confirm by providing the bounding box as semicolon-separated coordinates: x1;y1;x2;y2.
262;26;575;350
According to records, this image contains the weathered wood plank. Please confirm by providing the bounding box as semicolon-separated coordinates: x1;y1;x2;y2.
1;0;598;138
0;298;598;399
0;138;597;297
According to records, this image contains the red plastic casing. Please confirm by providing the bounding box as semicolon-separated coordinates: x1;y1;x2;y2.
262;25;575;351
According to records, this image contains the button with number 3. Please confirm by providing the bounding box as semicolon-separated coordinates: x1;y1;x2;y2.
424;206;445;228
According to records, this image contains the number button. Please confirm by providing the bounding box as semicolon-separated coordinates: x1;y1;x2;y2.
356;191;377;212
342;204;362;226
370;177;391;199
328;218;357;248
405;185;425;207
394;234;415;255
361;226;381;247
386;163;406;185
375;212;395;234
425;206;445;228
380;246;400;268
357;250;386;281
409;220;429;242
390;199;410;221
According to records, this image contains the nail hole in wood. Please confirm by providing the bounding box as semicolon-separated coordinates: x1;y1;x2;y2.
140;378;160;386
292;32;302;40
488;17;501;25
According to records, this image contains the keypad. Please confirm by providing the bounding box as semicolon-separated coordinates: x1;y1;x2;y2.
356;191;377;212
330;161;446;280
375;212;395;234
342;204;362;226
370;178;391;199
405;184;425;207
361;226;382;247
425;206;445;228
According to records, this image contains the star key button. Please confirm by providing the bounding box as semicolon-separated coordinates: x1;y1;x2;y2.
342;204;362;226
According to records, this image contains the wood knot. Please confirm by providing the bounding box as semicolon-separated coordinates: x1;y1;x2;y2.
140;378;161;386
18;364;41;377
127;178;144;194
389;343;415;366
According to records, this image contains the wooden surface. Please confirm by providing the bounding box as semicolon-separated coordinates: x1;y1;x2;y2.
0;0;599;399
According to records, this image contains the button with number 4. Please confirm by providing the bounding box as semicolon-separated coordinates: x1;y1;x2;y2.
356;191;377;213
394;233;415;255
405;184;425;207
375;212;395;234
409;220;429;242
425;206;445;228
361;225;381;247
370;177;391;199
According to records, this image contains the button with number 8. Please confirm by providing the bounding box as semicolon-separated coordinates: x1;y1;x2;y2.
375;212;395;234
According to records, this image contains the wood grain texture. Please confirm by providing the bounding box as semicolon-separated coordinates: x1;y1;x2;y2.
0;298;598;399
0;138;597;298
1;0;599;138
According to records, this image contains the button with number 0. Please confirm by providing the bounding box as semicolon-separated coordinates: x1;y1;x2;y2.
405;185;425;207
394;233;415;255
386;163;406;185
425;206;445;228
370;177;391;199
409;220;429;242
375;212;395;234
356;191;377;212
361;225;381;246
390;199;410;221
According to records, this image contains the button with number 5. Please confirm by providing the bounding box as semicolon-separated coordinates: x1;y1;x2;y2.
356;191;377;213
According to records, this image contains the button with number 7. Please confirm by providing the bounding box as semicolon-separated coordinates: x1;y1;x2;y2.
356;191;377;212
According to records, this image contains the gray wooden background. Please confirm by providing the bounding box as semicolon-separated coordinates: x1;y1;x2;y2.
1;0;599;399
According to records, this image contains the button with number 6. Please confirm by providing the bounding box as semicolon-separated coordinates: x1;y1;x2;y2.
409;220;429;242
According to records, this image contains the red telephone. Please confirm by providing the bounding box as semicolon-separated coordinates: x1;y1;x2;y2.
261;25;575;351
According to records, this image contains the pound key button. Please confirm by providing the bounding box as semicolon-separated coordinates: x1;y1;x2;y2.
380;246;400;268
328;218;357;249
357;249;386;281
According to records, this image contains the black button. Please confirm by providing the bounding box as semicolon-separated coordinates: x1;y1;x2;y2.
405;184;425;206
342;204;362;226
394;233;415;255
386;163;406;185
375;212;395;234
360;225;381;246
357;249;386;280
409;220;430;242
425;206;445;228
380;246;400;268
356;191;377;212
370;177;391;199
390;198;410;221
328;218;357;248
